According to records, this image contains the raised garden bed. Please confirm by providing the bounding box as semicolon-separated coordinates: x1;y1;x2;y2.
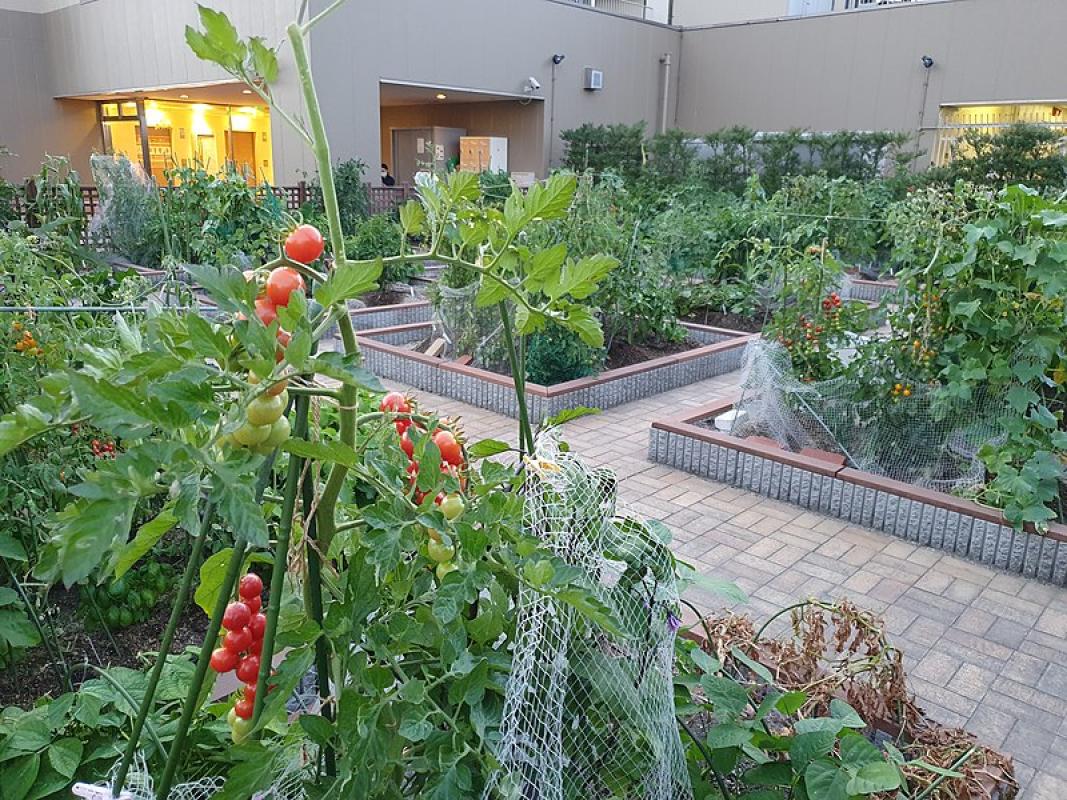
842;273;898;304
357;321;755;421
649;396;1067;586
349;298;432;331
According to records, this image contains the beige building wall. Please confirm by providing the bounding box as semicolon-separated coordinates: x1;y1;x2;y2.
309;0;680;182
673;0;788;26
379;101;546;178
676;0;1067;164
0;9;98;182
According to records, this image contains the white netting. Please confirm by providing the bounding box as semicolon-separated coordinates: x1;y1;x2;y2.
80;749;311;800
431;283;507;369
484;431;691;800
89;154;160;265
732;339;1010;492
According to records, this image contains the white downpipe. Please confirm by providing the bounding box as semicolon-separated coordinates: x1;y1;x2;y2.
659;53;671;134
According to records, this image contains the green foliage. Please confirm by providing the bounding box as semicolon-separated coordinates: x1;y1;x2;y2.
302;158;370;236
927;122;1067;190
0;587;39;668
560;122;646;179
23;156;85;243
524;325;605;385
345;213;421;285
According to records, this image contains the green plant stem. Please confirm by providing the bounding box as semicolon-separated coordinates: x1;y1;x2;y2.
111;501;216;794
498;302;534;454
251;394;310;727
678;714;733;800
300;408;336;777
87;663;168;761
0;556;71;693
156;536;248;800
286;21;358;554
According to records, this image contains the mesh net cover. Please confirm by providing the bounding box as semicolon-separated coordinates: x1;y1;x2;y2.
732;339;1010;493
485;431;691;800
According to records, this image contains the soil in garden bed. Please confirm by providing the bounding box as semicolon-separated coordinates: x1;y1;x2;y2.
680;308;768;334
359;288;419;307
0;587;208;708
604;337;698;370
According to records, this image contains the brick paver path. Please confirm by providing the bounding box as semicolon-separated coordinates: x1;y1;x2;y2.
394;368;1067;797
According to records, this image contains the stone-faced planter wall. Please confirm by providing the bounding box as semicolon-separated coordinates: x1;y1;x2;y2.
350;300;432;331
357;322;755;422
843;275;898;304
649;396;1067;587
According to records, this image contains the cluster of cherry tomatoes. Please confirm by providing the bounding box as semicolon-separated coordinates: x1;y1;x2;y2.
91;438;116;459
379;391;467;580
209;573;271;741
891;382;913;401
11;322;42;357
821;292;842;313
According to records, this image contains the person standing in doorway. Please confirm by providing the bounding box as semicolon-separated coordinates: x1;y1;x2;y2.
381;163;396;186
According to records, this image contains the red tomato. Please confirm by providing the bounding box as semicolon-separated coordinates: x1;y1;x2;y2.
380;391;411;414
245;594;262;615
233;698;254;720
400;430;414;460
395;418;411;435
433;430;463;467
249;638;263;656
210;647;238;673
222;602;252;632
283;224;324;264
243;684;257;704
249;612;267;641
239;573;264;601
255;296;277;328
223;627;253;654
235;655;261;684
266;267;305;308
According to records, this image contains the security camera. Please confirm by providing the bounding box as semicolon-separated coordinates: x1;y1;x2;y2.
921;55;934;69
525;76;542;92
552;53;566;65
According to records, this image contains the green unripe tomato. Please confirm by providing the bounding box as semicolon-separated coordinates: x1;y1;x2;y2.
263;416;291;448
246;393;286;426
230;715;254;743
427;538;455;564
108;578;127;599
438;493;464;521
435;561;459;581
233;420;271;447
119;608;133;627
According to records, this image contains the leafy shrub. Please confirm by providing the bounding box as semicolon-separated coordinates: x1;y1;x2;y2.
560;122;646;179
302;157;369;236
524;325;605;385
927;122;1067;189
24;156;85;242
345;213;421;285
89;153;161;265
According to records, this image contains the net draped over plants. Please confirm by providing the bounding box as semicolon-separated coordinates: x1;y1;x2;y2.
432;283;507;369
89;154;159;265
485;432;691;800
732;340;1011;493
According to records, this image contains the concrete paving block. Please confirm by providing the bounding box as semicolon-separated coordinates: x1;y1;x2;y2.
787;465;803;504
941;511;962;553
905;498;924;543
917;503;936;547
797;469;813;509
767;461;783;499
829;479;843;517
953;515;973;557
1009;527;1028;574
1038;536;1058;584
724;447;739;484
994;525;1014;570
1024;534;1043;578
740;452;754;490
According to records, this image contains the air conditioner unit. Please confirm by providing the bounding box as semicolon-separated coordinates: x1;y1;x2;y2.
584;68;604;91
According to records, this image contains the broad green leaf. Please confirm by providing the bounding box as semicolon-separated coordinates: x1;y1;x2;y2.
789;730;837;768
467;439;511;459
546;254;618;301
399;201;425;235
315;258;383;307
524;243;567;292
0;608;40;649
0;400;63;458
845;761;902;794
36;497;138;587
803;759;851;800
700;675;750;722
0;532;28;562
524;174;576;221
210;743;275;800
838;733;881;767
67;373;163;435
0;752;40;800
248;37;278;83
706;722;752;750
213;481;269;548
185;314;231;362
45;738;82;780
115;505;177;578
731;646;775;685
829;698;866;729
185;264;256;314
561;305;604;348
309;352;384;392
523;560;554;587
474;277;511;308
775;690;807;715
193;548;269;616
282;439;358;468
298;715;334;747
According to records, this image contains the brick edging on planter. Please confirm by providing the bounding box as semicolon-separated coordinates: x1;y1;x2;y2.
648;397;1067;586
357;322;756;420
350;300;432;331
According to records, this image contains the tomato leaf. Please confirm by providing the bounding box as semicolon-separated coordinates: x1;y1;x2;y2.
114;505;177;579
185;264;256;314
212;481;269;548
315;258;383;307
467;439;511;459
309;352;384;392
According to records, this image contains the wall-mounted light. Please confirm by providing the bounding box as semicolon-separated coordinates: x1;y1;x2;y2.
921;55;935;69
552;53;566;65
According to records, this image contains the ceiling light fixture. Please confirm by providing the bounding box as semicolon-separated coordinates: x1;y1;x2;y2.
435;93;447;100
179;94;190;99
242;89;253;94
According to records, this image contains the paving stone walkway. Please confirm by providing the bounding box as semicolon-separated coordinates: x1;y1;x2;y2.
391;368;1067;797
